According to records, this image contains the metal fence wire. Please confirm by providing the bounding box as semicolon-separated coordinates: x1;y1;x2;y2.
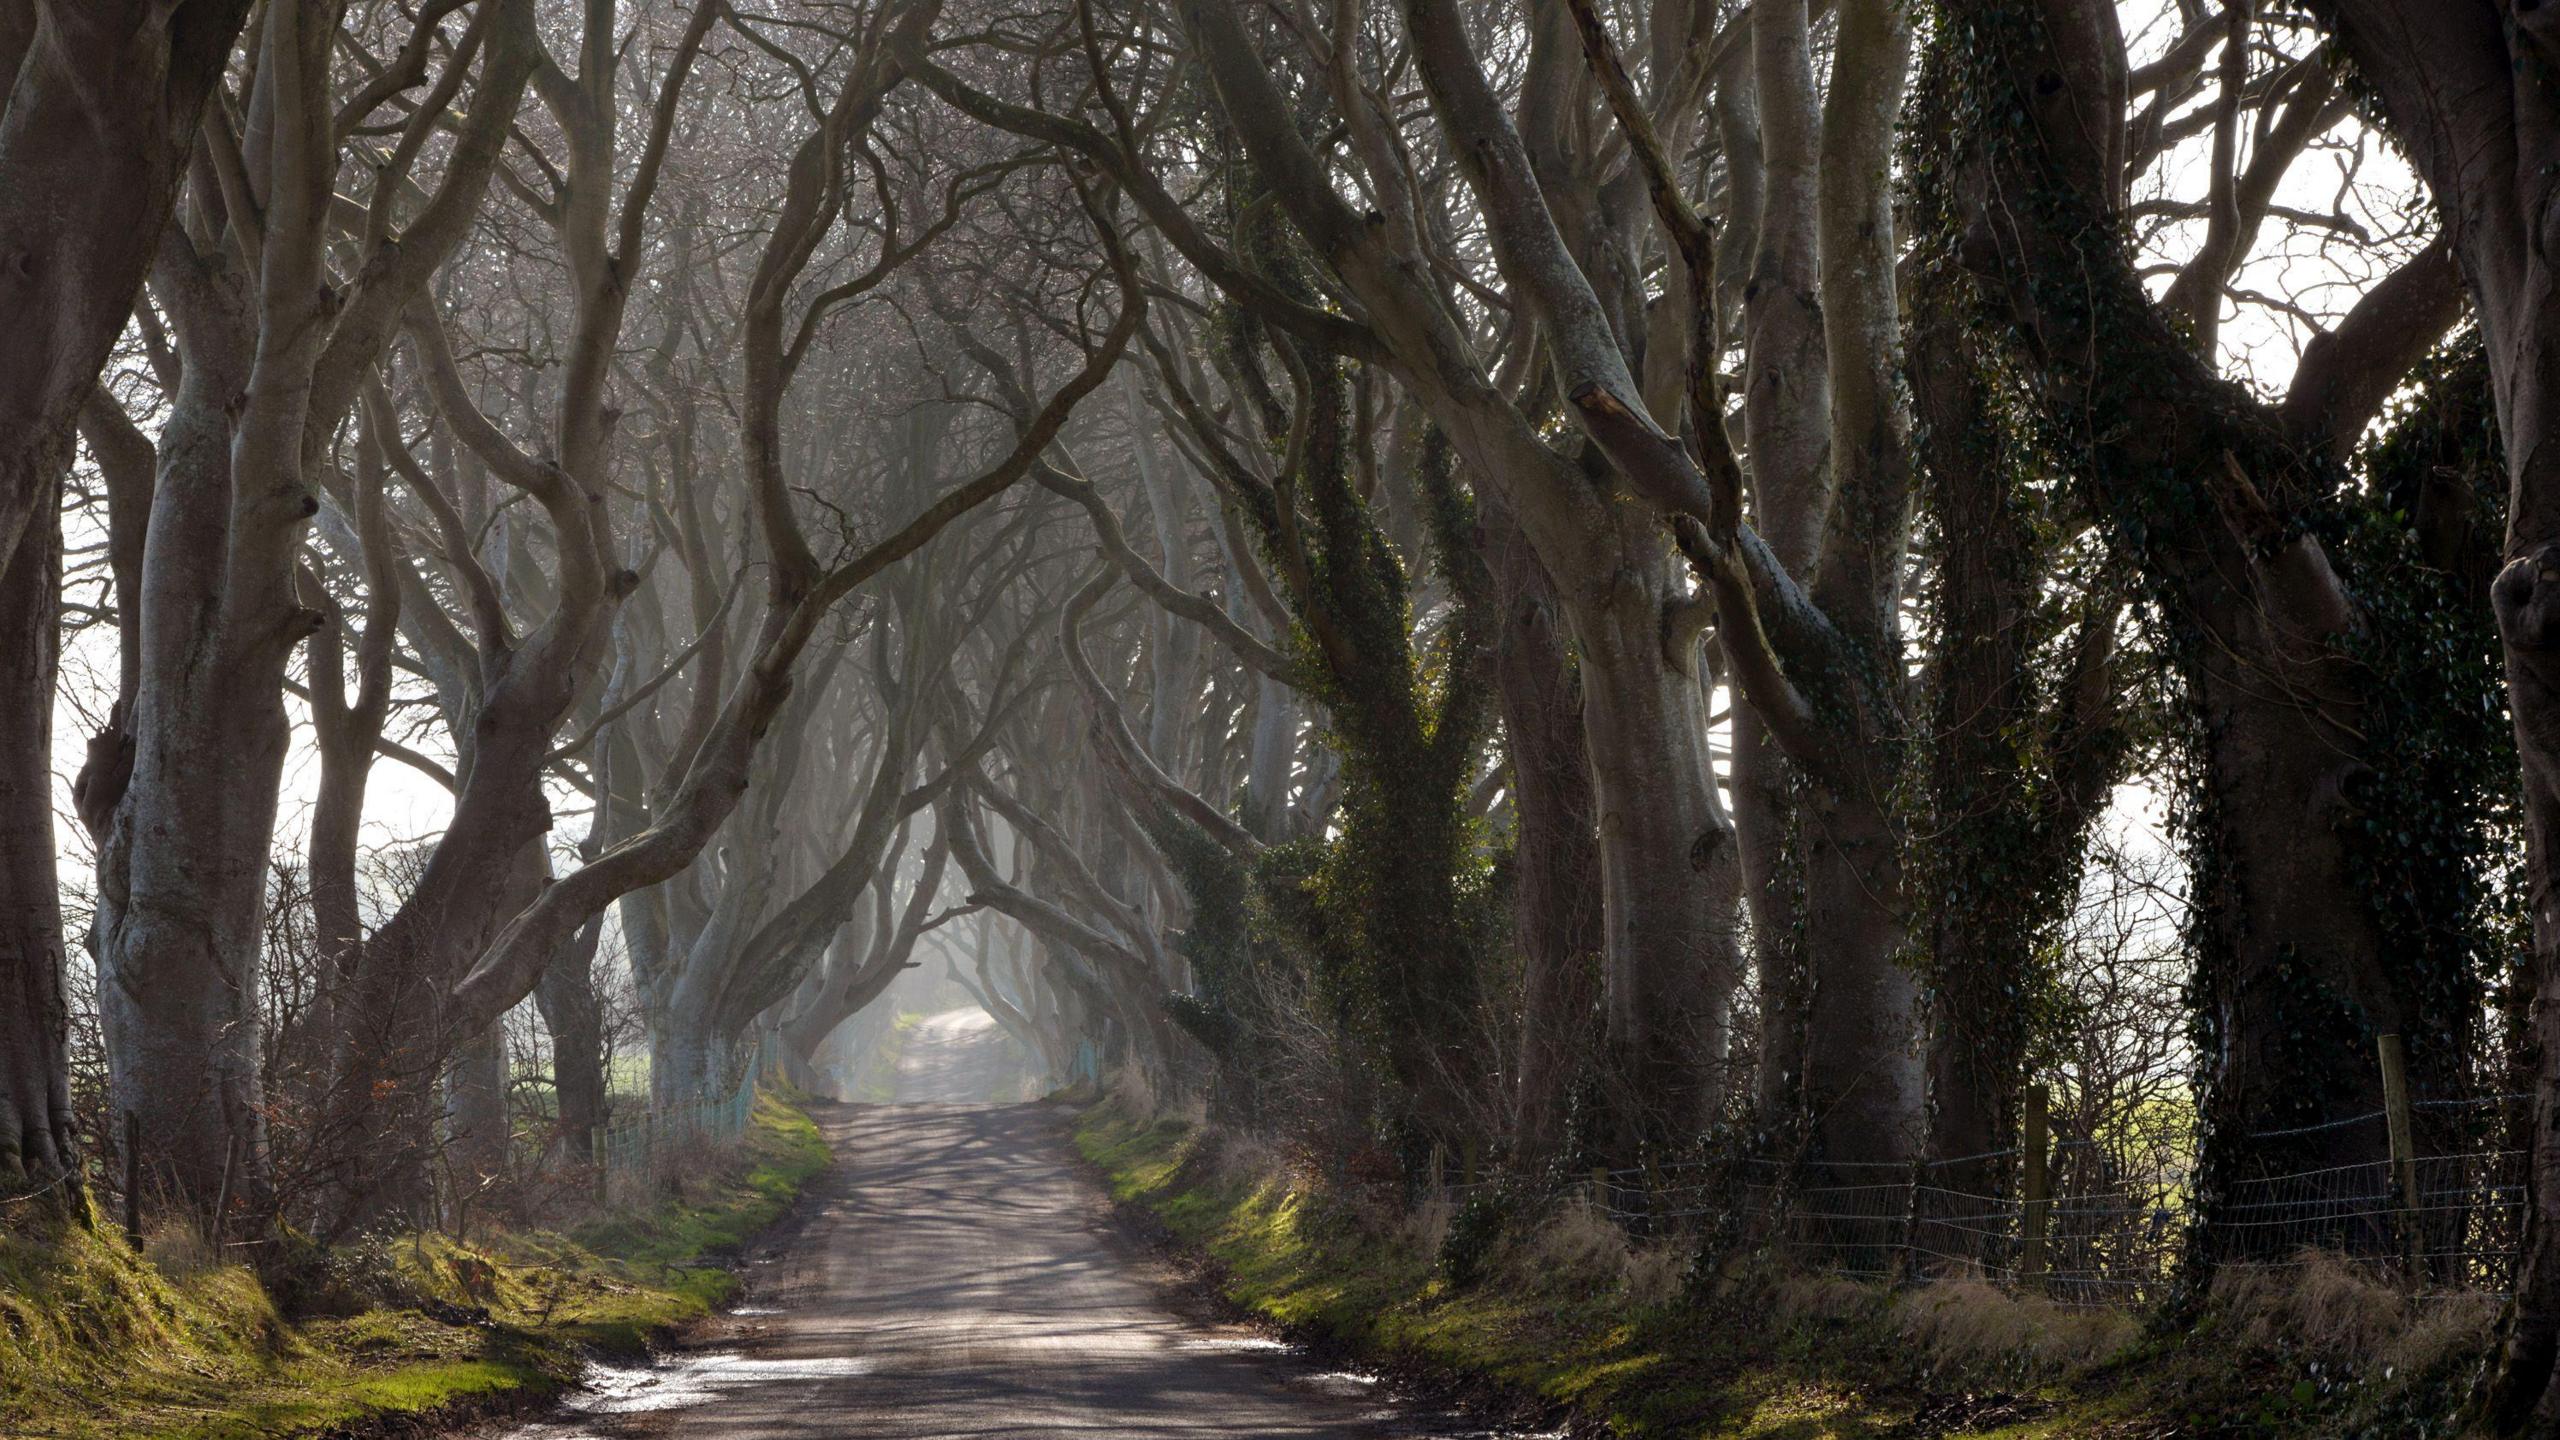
1662;1151;2189;1307
591;1062;761;1199
1430;1082;2528;1310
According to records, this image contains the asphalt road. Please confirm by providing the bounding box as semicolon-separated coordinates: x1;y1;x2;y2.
501;1009;1517;1440
885;1008;1017;1103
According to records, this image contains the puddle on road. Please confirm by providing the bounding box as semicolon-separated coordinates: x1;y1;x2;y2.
1179;1335;1291;1354
1174;1333;1563;1438
567;1352;875;1414
496;1350;875;1435
1301;1369;1382;1396
510;1313;1551;1438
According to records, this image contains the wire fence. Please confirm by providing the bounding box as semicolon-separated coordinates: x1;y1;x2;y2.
589;1048;767;1201
1427;1086;2530;1310
1718;1148;2193;1305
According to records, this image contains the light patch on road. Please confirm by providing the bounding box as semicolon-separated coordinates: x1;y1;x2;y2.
561;1352;875;1416
1301;1370;1382;1394
1178;1335;1291;1354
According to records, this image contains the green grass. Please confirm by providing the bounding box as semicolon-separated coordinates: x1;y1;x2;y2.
1076;1103;2492;1439
0;1089;831;1440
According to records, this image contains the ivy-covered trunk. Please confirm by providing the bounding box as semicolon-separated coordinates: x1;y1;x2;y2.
2308;2;2560;1423
1908;264;2123;1228
1930;1;2492;1263
1910;293;2043;1201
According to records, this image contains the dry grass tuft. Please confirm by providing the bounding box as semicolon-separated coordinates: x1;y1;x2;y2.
1108;1062;1161;1121
2384;1290;2501;1378
139;1217;224;1283
1207;1129;1288;1191
1400;1191;1456;1256
1891;1278;2137;1378
2209;1250;2498;1378
1769;1270;1879;1327
1506;1198;1629;1286
1621;1238;1689;1309
1491;1198;1686;1306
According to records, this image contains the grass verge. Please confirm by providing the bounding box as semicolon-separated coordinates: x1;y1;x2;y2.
0;1090;830;1440
1075;1101;2493;1439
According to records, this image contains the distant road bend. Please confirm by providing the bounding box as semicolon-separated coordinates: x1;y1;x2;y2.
501;1009;1520;1439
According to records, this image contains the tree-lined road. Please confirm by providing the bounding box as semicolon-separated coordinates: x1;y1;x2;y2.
506;1014;1510;1439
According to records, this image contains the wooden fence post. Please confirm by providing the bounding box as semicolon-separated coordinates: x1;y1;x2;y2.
1895;1158;1923;1284
2020;1083;2051;1283
209;1135;238;1250
2378;1034;2420;1276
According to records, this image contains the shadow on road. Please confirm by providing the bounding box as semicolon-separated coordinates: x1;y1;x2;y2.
497;1010;1544;1439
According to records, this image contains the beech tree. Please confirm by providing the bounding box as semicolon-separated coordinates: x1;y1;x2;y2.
13;10;2551;1415
1926;0;2492;1260
2311;0;2560;1428
0;0;254;1197
77;0;542;1222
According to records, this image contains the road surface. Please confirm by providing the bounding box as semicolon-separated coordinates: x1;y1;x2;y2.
885;1008;1020;1103
503;1009;1522;1439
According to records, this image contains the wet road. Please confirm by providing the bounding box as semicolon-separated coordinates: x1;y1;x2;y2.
502;1010;1524;1439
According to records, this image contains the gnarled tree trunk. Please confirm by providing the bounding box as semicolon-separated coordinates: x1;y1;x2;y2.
1486;497;1604;1164
0;509;71;1195
0;0;255;1206
533;916;608;1166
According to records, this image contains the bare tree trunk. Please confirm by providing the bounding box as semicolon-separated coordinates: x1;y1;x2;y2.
1129;379;1201;779
1486;497;1602;1164
651;922;752;1113
780;910;881;1069
1242;669;1298;843
443;1023;510;1208
533;916;608;1165
649;1005;726;1114
0;0;251;559
92;326;287;1225
1796;801;1923;1166
1566;542;1742;1158
0;0;255;1205
0;507;72;1194
1738;0;1830;1140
